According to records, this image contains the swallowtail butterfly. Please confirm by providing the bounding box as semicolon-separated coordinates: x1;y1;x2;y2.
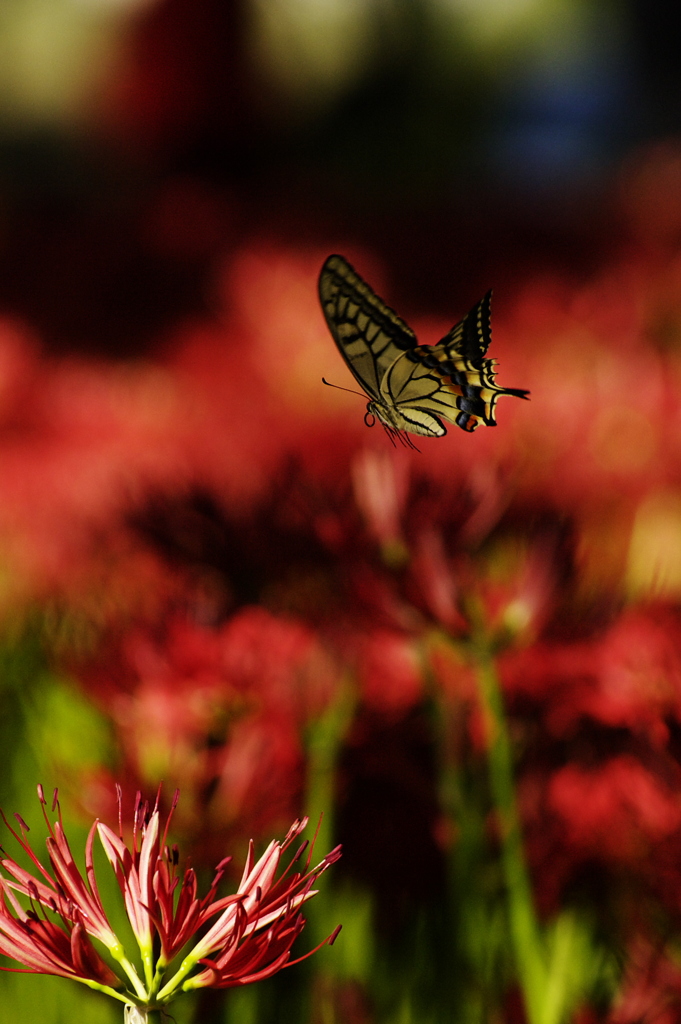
319;254;528;445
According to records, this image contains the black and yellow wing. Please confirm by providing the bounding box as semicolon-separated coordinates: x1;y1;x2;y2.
319;254;529;438
400;291;530;432
318;254;416;402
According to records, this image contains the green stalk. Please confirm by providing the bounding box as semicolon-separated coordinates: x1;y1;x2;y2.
423;632;501;1022
302;673;356;1003
110;949;149;1002
304;675;355;863
471;637;548;1024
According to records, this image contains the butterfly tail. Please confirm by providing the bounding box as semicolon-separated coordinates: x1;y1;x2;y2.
502;387;530;400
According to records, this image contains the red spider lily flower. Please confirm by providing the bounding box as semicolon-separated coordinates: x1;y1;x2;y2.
0;785;341;1018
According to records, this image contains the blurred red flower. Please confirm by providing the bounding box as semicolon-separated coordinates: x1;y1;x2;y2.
503;607;681;746
80;607;339;845
609;936;681;1024
548;757;681;861
356;630;422;717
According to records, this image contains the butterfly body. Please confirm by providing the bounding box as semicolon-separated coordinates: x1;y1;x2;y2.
319;254;529;441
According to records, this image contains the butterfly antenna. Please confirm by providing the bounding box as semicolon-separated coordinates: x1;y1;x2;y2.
321;378;367;400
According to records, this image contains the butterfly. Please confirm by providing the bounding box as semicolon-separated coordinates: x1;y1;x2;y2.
319;254;529;447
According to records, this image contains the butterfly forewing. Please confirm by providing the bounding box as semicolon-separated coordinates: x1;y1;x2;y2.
440;289;493;367
319;255;417;401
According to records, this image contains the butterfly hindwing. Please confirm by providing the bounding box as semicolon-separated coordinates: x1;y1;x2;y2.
380;355;450;436
380;349;485;435
402;291;530;430
319;255;417;401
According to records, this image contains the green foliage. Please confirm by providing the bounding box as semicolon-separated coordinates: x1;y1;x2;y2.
0;624;121;1024
0;973;119;1024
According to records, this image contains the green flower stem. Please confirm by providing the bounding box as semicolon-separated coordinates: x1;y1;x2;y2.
472;638;548;1024
149;956;168;1000
423;633;500;1022
139;941;155;992
155;955;197;1001
75;978;133;1005
304;675;356;864
303;673;356;987
110;950;149;1002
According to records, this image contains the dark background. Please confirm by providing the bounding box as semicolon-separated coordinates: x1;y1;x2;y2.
0;0;677;357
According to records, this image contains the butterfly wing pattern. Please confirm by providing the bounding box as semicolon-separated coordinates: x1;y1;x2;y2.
319;254;529;442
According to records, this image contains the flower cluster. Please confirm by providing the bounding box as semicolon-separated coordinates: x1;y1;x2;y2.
0;786;340;1014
